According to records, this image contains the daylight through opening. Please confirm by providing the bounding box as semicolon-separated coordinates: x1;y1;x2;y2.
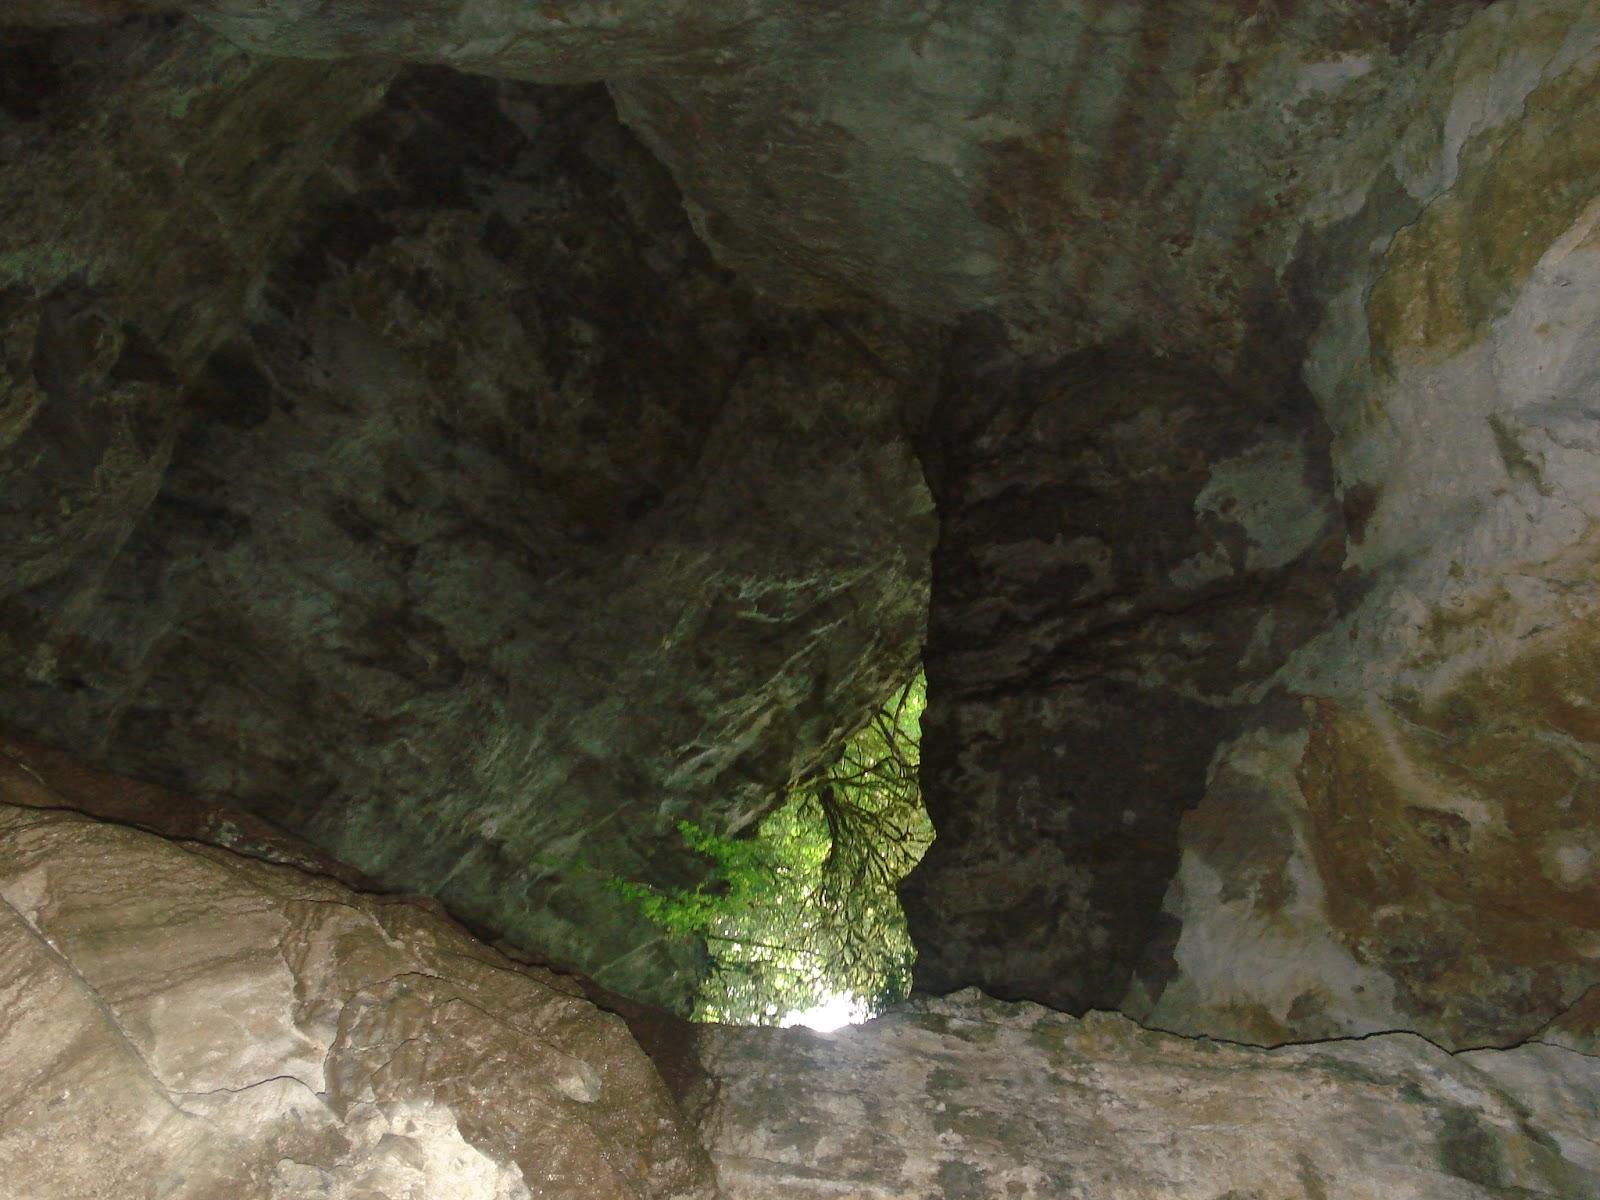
615;670;931;1028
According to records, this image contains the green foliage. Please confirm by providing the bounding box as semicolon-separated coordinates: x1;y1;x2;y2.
614;670;932;1025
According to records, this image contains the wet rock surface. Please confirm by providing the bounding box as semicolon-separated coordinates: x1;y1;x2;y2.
695;989;1600;1199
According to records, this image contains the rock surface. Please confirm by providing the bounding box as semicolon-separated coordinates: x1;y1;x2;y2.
903;347;1347;1013
0;17;389;632
900;3;1600;1047
695;988;1600;1199
1;28;932;1010
9;760;1597;1200
172;0;1524;364
1127;7;1600;1048
0;795;717;1200
5;0;1600;1054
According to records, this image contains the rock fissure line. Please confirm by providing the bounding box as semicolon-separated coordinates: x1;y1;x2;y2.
0;887;185;1111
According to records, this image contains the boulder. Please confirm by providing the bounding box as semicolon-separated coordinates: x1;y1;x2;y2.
0;795;716;1199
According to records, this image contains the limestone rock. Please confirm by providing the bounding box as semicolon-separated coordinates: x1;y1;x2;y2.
1130;10;1600;1047
694;989;1600;1199
172;0;1514;363
0;18;389;619
151;0;1600;1049
7;0;1600;1054
899;3;1600;1046
0;798;717;1200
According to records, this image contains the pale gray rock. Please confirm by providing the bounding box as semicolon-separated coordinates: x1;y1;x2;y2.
1131;7;1600;1047
0;798;717;1200
6;759;1596;1200
695;989;1600;1199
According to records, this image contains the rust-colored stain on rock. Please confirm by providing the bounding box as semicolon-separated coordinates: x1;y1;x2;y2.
1298;635;1600;1043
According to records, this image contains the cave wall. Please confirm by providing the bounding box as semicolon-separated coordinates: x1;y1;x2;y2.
902;347;1348;1013
6;0;1599;1081
0;23;933;1010
170;0;1508;365
1129;7;1600;1047
0;17;390;630
61;0;1594;1048
893;1;1600;1048
696;990;1600;1199
7;4;1600;1195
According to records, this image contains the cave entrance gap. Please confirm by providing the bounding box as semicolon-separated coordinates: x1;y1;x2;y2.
620;669;932;1028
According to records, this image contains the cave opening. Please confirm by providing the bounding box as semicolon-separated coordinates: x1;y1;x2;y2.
617;669;932;1029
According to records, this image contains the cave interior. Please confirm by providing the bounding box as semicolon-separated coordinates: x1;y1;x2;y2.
2;2;1600;1197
